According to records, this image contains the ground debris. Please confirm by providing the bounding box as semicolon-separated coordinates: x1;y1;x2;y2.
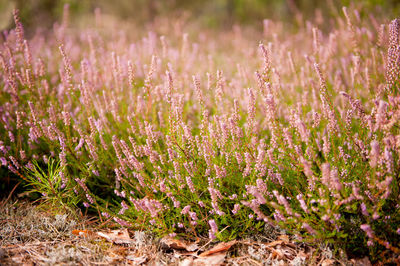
160;236;199;252
0;199;367;265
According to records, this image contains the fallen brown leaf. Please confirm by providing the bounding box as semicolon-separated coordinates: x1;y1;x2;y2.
194;252;226;265
297;250;309;259
350;257;372;266
174;250;198;258
97;229;133;244
265;239;296;249
278;234;289;243
11;255;24;264
199;240;237;257
271;249;284;260
321;258;335;266
160;236;199;252
179;257;194;266
265;240;284;248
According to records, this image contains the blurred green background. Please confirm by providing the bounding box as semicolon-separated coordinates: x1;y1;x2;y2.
0;0;399;32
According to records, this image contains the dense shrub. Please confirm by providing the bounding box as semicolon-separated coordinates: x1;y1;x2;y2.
1;7;399;261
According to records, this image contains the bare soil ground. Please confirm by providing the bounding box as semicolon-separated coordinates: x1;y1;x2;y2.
0;199;370;265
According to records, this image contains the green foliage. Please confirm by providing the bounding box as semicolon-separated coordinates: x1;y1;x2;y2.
24;159;80;212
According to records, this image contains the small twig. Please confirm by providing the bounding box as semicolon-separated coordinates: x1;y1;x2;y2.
197;238;214;253
17;245;50;262
0;181;21;208
97;218;114;228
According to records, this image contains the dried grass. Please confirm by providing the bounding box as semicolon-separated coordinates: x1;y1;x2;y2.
0;199;369;265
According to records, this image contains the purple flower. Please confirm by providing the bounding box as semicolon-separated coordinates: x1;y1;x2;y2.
248;186;266;204
256;179;268;193
189;211;198;221
232;204;240;214
208;219;218;237
74;138;85;151
121;201;129;210
360;224;374;238
208;231;216;240
186;176;195;193
113;217;132;227
9;156;21;169
369;141;380;168
229;194;238;200
86;194;94;204
360;203;369;216
8;165;17;174
302;223;317;235
181;205;191;215
321;163;330;186
296;194;309;214
0;157;7;166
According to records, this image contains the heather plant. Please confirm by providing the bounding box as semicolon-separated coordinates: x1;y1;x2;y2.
1;5;400;262
24;159;80;212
